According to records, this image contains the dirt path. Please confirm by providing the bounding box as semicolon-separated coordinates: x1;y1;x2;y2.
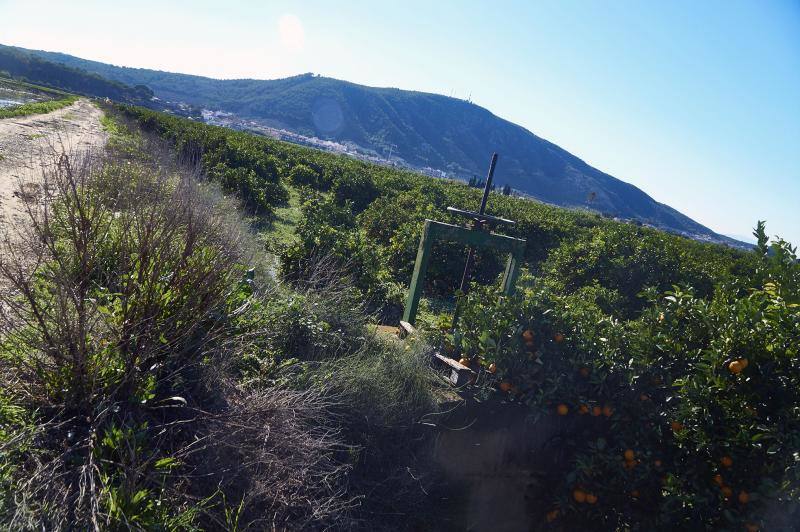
0;98;106;228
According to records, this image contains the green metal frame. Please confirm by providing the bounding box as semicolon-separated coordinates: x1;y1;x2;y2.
402;219;526;325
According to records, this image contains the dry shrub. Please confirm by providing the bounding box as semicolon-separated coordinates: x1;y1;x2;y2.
0;138;354;530
185;381;357;530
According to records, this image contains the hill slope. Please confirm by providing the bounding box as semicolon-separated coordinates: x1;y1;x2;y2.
11;44;744;247
0;45;152;104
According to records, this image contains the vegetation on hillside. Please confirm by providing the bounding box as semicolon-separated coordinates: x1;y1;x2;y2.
0;44;152;103
0;94;78;119
13;45;743;245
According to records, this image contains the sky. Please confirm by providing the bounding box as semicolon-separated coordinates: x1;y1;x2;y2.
2;0;798;244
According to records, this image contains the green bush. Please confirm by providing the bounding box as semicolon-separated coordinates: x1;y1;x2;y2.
288;163;320;188
442;223;799;530
0;95;77;118
119;106;289;217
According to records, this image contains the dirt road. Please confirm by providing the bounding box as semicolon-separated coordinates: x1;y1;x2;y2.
0;98;106;228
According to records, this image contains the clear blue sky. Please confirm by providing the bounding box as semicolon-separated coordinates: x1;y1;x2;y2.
2;0;798;244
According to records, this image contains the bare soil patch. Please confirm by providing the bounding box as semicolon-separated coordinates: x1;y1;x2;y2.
0;98;106;228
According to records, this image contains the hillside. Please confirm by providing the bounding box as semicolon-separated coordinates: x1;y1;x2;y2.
0;44;151;103
7;44;746;248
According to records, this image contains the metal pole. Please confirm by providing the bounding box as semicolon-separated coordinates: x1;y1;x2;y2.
457;153;498;294
452;153;498;329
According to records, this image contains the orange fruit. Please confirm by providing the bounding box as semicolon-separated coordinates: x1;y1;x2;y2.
585;493;598;504
713;474;724;486
729;360;743;374
556;404;569;416
578;404;589;415
670;421;684;432
545;509;559;522
721;486;733;498
579;367;590;378
522;329;535;342
721;456;733;468
592;406;602;417
630;490;640;498
602;404;614;417
640;393;649;401
739;358;749;369
654;459;662;468
487;363;497;374
573;489;587;503
499;381;513;393
738;491;749;504
744;523;759;532
623;460;636;470
554;332;565;343
458;357;470;367
624;449;635;461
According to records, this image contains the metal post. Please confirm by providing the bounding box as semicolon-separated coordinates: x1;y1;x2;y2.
402;220;434;325
457;153;498;294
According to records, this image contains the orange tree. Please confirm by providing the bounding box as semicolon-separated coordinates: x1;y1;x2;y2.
438;226;799;530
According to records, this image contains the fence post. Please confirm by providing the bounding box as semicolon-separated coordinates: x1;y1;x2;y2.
402;220;434;325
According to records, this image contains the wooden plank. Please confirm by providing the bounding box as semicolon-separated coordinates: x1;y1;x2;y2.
402;220;433;325
500;251;522;296
446;206;516;226
398;320;416;339
372;324;400;338
428;220;526;254
433;353;476;387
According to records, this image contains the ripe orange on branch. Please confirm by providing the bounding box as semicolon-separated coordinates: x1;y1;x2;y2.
573;489;587;503
556;404;569;416
624;449;635;461
720;456;733;468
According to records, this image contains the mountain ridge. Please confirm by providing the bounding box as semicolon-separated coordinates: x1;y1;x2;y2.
2;43;748;248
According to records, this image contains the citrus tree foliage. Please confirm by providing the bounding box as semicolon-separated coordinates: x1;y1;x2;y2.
443;224;799;530
120;107;288;217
